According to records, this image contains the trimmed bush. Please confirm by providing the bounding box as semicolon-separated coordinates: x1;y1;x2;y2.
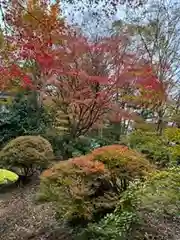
38;154;118;224
0;135;54;177
92;145;154;191
164;127;180;144
128;130;159;148
128;128;180;167
39;155;117;222
38;145;153;225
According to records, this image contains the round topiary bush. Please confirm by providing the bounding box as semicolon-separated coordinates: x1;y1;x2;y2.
38;154;118;224
0;135;54;177
38;145;154;225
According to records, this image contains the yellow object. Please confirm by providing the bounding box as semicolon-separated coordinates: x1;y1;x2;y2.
0;169;19;185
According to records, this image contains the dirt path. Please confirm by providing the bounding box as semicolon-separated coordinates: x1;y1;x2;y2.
0;182;72;240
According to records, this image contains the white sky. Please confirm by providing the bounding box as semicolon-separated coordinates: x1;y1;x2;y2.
61;1;127;39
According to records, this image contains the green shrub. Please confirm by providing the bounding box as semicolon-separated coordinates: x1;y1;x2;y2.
128;128;180;167
0;169;19;185
128;130;159;148
138;142;170;168
0;92;53;148
134;121;157;132
82;168;180;240
128;130;170;167
168;145;180;166
164;127;180;143
164;128;180;166
44;131;103;159
43;130;72;158
0;135;54;176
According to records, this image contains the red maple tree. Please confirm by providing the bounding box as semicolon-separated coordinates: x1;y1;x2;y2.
0;0;166;137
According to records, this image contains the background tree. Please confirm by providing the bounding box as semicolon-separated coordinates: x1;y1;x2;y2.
124;0;180;134
1;0;155;140
0;92;53;148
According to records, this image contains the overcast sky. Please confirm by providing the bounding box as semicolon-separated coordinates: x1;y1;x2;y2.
61;1;127;39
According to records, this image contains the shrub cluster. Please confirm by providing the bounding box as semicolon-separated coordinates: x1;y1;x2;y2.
128;128;180;168
82;167;180;240
0;92;53;148
38;145;154;224
39;155;113;224
164;128;180;165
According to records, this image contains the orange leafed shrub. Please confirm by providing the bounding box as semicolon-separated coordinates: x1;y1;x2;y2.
92;145;154;185
71;154;105;174
92;144;129;156
38;144;154;225
39;155;114;224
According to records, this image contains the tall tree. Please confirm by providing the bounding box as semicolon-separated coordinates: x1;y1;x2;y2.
111;0;180;134
0;0;162;139
0;0;119;137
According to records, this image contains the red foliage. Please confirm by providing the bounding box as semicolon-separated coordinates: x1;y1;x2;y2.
0;64;34;90
92;145;129;157
91;144;154;180
128;63;168;94
0;0;167;133
71;155;105;174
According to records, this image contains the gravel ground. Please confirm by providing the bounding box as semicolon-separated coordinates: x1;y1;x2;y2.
0;181;73;240
2;181;179;240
